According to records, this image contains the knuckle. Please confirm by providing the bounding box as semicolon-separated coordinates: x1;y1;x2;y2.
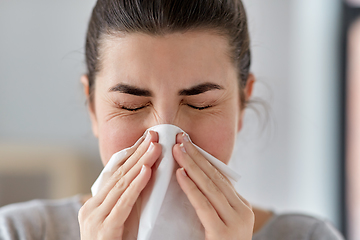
114;178;129;191
212;169;226;183
78;200;94;221
206;178;221;194
188;181;199;193
79;211;107;239
80;213;96;231
117;195;134;210
244;207;255;221
78;206;87;221
240;196;252;209
236;207;255;227
129;180;142;196
132;150;141;160
195;198;213;212
191;146;203;160
217;227;228;237
97;224;113;239
132;145;145;160
113;167;126;179
84;213;96;226
187;160;198;172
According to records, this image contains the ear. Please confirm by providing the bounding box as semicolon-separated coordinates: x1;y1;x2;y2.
81;75;99;138
237;73;255;132
244;73;255;102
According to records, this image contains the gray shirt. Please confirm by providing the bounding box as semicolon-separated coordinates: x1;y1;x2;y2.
0;196;344;240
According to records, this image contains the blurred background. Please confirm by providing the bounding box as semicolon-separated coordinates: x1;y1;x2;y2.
0;0;359;239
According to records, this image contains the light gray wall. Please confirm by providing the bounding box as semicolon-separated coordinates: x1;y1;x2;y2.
0;0;98;155
233;0;341;228
0;0;342;228
232;0;293;212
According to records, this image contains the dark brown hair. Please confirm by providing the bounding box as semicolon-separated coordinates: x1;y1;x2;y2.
85;0;251;107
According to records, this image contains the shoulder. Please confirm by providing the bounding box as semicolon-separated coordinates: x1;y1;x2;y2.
0;196;82;240
253;213;344;240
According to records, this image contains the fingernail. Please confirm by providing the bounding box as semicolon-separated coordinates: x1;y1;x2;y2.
180;168;187;177
182;132;189;142
180;143;186;153
147;142;154;152
140;165;146;174
145;131;151;142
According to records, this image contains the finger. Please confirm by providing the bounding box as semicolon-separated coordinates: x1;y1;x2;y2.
177;133;244;212
89;131;159;209
175;167;224;231
173;143;234;224
119;131;159;176
235;191;253;210
96;142;161;219
104;165;152;227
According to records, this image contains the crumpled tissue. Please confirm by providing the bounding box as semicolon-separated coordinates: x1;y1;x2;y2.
91;124;240;240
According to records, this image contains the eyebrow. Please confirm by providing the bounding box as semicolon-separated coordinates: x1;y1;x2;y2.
178;83;224;96
109;84;152;97
109;82;224;97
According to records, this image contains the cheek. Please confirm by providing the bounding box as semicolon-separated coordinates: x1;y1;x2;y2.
183;94;240;164
98;120;146;166
186;112;238;164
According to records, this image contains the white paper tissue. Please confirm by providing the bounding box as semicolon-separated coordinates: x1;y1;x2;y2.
91;124;240;240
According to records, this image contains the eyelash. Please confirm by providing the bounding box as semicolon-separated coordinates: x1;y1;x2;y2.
187;104;212;110
118;103;212;112
121;106;146;111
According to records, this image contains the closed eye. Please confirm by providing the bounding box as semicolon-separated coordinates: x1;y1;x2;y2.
121;105;147;111
116;103;150;111
187;104;212;110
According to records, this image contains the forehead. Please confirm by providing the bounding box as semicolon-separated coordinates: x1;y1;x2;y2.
97;31;237;88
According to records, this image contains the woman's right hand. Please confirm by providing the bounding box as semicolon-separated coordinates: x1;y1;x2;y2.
78;131;161;240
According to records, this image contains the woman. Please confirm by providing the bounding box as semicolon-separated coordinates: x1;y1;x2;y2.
0;0;344;239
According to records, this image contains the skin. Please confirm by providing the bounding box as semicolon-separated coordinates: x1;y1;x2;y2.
78;30;271;239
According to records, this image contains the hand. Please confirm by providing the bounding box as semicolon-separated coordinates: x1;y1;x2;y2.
78;131;162;240
173;133;254;240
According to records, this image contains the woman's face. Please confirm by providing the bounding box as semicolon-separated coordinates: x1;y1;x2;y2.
85;31;253;165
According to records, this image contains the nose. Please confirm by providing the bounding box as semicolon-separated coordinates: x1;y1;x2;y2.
143;94;191;132
152;105;179;125
144;100;191;136
144;96;182;127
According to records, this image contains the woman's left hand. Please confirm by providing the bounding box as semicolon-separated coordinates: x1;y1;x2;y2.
173;133;254;240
